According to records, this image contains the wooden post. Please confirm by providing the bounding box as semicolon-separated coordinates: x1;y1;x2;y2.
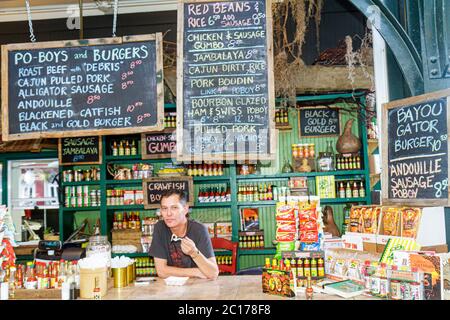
79;0;84;39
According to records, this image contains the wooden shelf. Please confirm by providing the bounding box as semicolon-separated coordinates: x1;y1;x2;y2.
238;248;276;255
237;201;277;206
275;124;292;131
192;176;230;182
194;202;232;208
105;155;142;162
236;170;366;180
61;181;100;186
107;205;145;210
321;197;368;204
106;180;143;185
62;206;101;211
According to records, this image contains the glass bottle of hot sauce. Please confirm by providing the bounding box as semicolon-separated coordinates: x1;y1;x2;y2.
265;258;271;269
123;212;129;229
305;276;314;300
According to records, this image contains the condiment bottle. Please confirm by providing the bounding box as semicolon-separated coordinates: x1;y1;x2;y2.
305;276;314;300
265;258;271;269
352;182;359;198
131;140;137;156
297;259;304;277
310;258;318;278
317;258;325;277
303;258;311;277
345;182;352;198
359;182;365;198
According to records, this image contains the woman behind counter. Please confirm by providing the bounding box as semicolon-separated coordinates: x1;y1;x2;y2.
148;189;219;280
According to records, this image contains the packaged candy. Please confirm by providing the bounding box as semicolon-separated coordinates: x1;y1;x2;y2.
349;206;362;233
299;208;318;222
300;230;318;243
300;220;318;232
381;207;400;236
276;222;296;233
275;241;295;260
401;207;421;238
276;203;296;221
276;232;296;242
300;241;321;251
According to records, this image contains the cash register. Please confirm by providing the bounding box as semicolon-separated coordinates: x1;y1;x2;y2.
34;219;89;262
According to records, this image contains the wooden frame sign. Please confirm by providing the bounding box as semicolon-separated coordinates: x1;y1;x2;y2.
59;136;102;165
141;129;176;160
381;88;450;206
176;0;276;161
1;34;164;141
298;106;341;138
143;176;194;209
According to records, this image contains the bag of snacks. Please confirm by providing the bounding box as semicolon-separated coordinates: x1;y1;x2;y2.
401;207;421;238
298;204;318;222
362;207;379;234
276;203;296;221
349;206;362;233
276;221;296;233
274;241;295;260
381;207;400;236
299;230;319;243
276;232;296;242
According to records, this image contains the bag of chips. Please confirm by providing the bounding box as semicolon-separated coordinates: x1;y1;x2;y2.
362;207;379;234
274;241;295;260
276;232;296;242
382;207;400;236
276;221;296;233
276;203;296;221
349;206;362;233
300;230;319;243
401;207;421;238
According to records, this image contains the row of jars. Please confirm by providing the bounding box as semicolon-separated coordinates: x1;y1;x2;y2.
292;144;316;159
63;168;100;183
64;186;101;208
106;189;144;206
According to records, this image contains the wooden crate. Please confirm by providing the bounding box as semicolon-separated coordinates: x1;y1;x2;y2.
13;288;61;300
112;229;142;252
14;245;37;256
112;229;142;241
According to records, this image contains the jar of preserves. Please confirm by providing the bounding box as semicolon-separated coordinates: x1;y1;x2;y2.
309;144;315;158
298;144;304;158
292;145;298;158
64;170;73;182
304;144;310;158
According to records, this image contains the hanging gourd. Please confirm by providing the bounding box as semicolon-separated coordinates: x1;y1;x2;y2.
336;119;361;154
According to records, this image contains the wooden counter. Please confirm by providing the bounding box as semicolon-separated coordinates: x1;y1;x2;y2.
101;275;378;300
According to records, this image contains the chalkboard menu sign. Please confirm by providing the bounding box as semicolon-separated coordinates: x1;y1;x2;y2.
1;34;164;141
298;106;341;137
382;89;450;206
141;129;176;159
59;136;102;165
143;177;194;209
176;0;276;161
